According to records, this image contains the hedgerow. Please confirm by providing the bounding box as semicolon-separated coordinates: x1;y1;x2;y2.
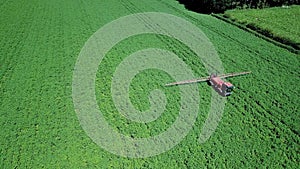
177;0;300;13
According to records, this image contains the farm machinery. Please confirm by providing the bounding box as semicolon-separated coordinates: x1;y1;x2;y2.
165;71;251;96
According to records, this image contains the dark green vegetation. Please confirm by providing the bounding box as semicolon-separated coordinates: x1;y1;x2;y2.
1;0;299;168
178;0;300;13
224;5;300;50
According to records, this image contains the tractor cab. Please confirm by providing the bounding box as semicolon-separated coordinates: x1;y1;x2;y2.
224;82;234;96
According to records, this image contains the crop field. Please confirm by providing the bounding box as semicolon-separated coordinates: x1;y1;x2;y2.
224;5;300;50
0;0;299;168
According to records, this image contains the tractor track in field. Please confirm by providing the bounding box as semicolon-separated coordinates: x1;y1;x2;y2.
120;0;191;53
124;0;298;81
120;0;223;74
155;0;297;71
120;0;299;141
122;0;299;84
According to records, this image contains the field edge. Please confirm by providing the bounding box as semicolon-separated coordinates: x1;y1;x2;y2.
211;13;299;54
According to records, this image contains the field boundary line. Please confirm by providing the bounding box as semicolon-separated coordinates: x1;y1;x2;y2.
212;14;300;54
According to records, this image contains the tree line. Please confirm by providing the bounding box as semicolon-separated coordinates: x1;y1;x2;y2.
177;0;300;13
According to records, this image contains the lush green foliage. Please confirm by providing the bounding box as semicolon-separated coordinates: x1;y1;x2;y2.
0;0;299;168
177;0;300;13
224;5;300;50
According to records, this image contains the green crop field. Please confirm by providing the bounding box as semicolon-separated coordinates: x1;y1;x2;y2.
1;0;299;168
224;5;300;49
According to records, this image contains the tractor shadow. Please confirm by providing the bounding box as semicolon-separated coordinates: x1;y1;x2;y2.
207;81;227;97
